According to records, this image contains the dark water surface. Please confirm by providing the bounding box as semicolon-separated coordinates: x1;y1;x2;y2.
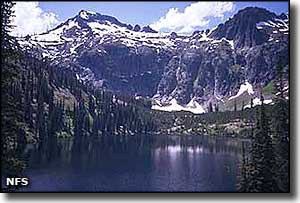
18;134;248;192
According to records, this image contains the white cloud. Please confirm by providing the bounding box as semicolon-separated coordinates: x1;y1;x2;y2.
12;2;60;36
150;2;235;34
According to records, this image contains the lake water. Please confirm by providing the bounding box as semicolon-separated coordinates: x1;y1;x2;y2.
17;134;248;192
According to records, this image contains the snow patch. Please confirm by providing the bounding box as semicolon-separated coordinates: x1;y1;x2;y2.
244;97;273;109
211;37;234;49
70;42;83;54
185;98;206;114
151;98;205;114
228;81;254;100
42;52;49;58
279;28;289;32
198;33;212;42
227;39;234;49
190;45;199;49
80;10;89;20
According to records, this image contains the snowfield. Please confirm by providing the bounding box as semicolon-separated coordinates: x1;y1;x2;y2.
152;98;205;114
244;97;273;109
228;81;254;100
17;10;240;62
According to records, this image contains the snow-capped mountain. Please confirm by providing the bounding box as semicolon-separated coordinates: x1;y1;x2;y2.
17;7;289;113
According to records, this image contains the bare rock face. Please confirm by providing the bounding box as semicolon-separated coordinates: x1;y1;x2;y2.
141;25;158;33
18;7;289;110
210;7;277;48
133;24;141;32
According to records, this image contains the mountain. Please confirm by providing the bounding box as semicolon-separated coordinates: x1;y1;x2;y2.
17;7;289;113
210;7;279;48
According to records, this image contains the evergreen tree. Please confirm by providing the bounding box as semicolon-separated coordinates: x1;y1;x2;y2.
234;100;237;111
208;102;213;112
272;61;289;191
214;104;219;112
245;95;278;192
250;98;254;108
259;96;278;191
1;1;16;49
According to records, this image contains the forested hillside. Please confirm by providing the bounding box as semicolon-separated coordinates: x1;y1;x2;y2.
1;2;157;176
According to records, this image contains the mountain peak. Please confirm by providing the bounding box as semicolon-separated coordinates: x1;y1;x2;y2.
73;10;157;33
234;6;276;20
74;10;157;33
209;6;280;48
237;6;272;14
19;6;288;112
78;10;97;20
141;25;158;33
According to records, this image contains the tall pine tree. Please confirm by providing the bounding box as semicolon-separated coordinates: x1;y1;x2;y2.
272;61;289;192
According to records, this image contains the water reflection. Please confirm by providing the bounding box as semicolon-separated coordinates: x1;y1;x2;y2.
20;134;250;192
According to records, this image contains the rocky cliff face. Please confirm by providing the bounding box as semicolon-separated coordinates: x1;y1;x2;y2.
18;7;289;112
210;7;276;48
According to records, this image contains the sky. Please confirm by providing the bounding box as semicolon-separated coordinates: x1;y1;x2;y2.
12;1;289;36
